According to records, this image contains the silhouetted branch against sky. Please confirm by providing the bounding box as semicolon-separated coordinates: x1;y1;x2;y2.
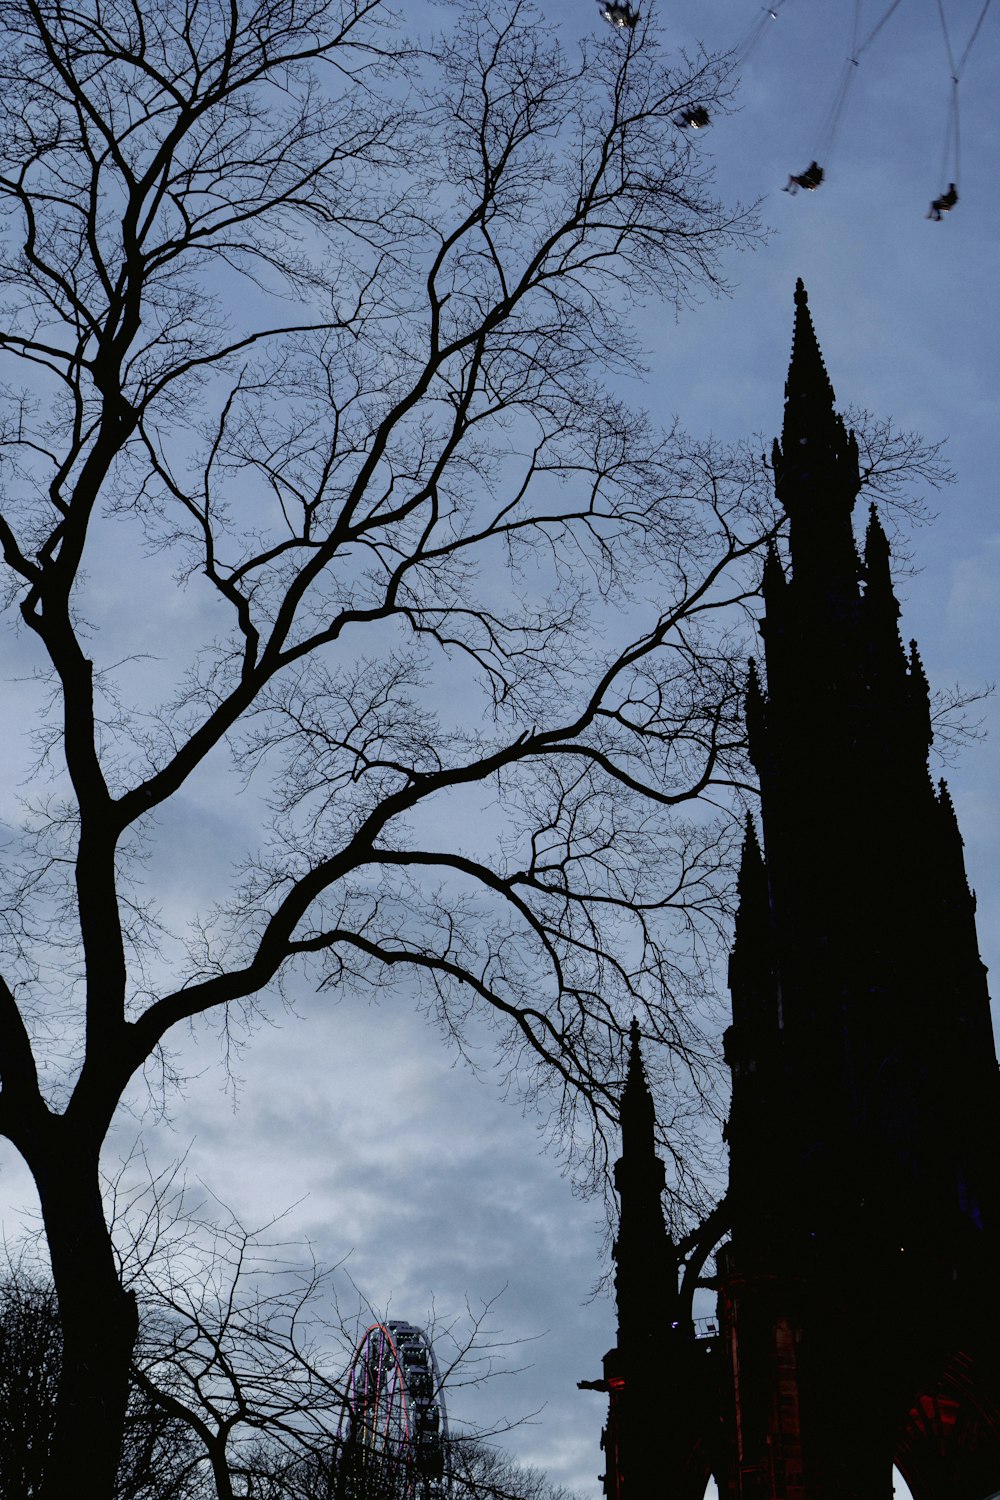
0;0;773;1158
2;1160;543;1497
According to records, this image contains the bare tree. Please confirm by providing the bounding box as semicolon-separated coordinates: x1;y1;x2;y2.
264;1436;584;1500
108;1154;551;1500
243;1433;583;1500
447;1441;583;1500
0;1261;209;1499
9;1156;543;1500
0;0;947;1490
116;1176;353;1500
0;1267;59;1498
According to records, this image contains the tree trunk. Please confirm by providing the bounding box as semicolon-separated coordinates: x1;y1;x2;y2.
31;1136;139;1500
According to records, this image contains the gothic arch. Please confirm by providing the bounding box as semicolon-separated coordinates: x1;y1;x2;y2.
896;1351;1000;1500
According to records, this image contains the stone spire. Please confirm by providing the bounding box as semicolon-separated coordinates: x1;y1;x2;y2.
863;503;896;603
599;1032;694;1500
936;778;975;906
907;639;932;749
732;814;768;945
713;279;1000;1500
762;536;787;600
612;1022;676;1343
745;658;767;768
619;1018;657;1154
770;281;861;580
784;277;837;422
727;813;776;1036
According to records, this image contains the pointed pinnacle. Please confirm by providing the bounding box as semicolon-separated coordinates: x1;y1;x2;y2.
865;504;890;562
786;278;837;412
747;657;766;709
620;1020;656;1142
738;813;764;889
763;537;786;593
746;659;767;768
908;639;929;689
731;811;770;973
742;809;762;852
937;780;969;868
623;1018;649;1094
774;281;861;513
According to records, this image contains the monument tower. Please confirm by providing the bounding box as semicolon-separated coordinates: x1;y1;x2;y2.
590;282;1000;1500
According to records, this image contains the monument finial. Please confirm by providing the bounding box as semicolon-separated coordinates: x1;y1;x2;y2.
772;280;860;519
785;277;836;414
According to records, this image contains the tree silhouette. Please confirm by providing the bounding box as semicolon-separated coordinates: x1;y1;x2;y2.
2;1173;566;1500
0;1265;207;1498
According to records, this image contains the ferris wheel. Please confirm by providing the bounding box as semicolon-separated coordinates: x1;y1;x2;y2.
338;1320;450;1500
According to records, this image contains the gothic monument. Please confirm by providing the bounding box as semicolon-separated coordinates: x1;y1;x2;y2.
587;282;1000;1500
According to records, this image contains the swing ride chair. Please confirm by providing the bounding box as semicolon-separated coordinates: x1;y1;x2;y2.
739;0;993;213
928;183;958;220
601;3;639;28
784;162;824;194
675;105;711;130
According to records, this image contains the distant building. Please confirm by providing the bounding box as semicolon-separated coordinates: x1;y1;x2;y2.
586;282;1000;1499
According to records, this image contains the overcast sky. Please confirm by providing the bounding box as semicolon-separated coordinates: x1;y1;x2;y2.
0;3;998;1498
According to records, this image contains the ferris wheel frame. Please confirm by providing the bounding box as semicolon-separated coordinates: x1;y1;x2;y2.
339;1319;450;1500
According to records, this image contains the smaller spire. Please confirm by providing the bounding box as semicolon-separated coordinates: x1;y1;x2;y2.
785;278;837;412
908;639;929;693
746;659;766;767
772;280;861;518
738;812;764;881
611;1021;677;1371
762;537;786;599
907;639;932;747
733;813;769;940
937;778;976;911
620;1020;656;1146
864;504;891;576
938;778;962;843
862;506;901;631
728;812;775;1034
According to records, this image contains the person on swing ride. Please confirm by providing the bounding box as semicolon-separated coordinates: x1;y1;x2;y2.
601;3;639;27
783;161;824;194
927;183;958;220
676;105;711;129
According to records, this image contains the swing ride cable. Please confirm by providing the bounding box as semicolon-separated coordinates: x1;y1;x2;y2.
733;0;790;68
957;0;994;74
809;0;912;164
937;81;960;189
935;0;995;85
932;0;993;191
807;0;984;179
853;0;909;62
731;0;994;206
813;58;856;163
811;0;862;164
935;0;957;76
804;0;911;155
934;0;961;187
